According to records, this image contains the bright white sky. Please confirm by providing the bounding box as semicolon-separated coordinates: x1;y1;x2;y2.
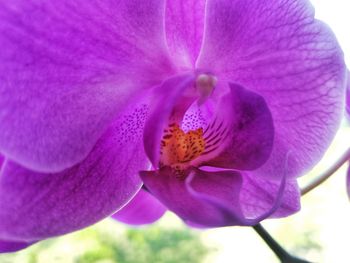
311;0;350;66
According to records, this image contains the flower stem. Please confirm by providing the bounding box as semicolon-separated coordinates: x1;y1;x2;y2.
253;223;312;263
254;147;350;262
301;147;350;195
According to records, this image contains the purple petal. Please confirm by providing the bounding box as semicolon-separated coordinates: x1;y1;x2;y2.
202;83;274;170
198;0;346;178
141;168;243;226
111;189;166;226
0;240;34;253
185;173;300;228
0;100;150;241
141;167;287;227
240;174;300;218
165;0;206;69
0;0;175;172
143;74;195;167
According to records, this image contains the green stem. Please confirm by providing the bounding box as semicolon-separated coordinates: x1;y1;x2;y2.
253;224;312;263
255;147;350;262
301;147;350;195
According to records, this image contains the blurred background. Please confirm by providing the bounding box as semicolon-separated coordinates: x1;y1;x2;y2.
0;0;349;262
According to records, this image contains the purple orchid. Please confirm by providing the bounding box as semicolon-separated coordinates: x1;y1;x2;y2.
0;0;346;252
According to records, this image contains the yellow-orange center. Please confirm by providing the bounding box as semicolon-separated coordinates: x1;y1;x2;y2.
160;124;206;170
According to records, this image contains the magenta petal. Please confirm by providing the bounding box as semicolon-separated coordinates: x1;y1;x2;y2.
0;101;150;241
165;0;206;68
0;0;175;172
141;167;286;227
204;83;274;170
240;174;300;219
140;168;243;226
111;189;166;226
143;74;195;167
0;240;34;253
198;0;346;178
186;169;287;225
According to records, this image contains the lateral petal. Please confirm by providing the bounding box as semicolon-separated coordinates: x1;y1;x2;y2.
198;0;346;178
0;0;174;172
0;100;150;241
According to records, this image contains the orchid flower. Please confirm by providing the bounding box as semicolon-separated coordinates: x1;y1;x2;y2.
0;0;346;252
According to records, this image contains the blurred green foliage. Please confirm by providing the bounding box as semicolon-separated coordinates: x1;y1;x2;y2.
76;227;210;263
0;219;212;263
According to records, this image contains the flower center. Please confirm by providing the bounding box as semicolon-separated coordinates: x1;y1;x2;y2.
159;116;230;176
159;123;206;171
158;73;226;176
